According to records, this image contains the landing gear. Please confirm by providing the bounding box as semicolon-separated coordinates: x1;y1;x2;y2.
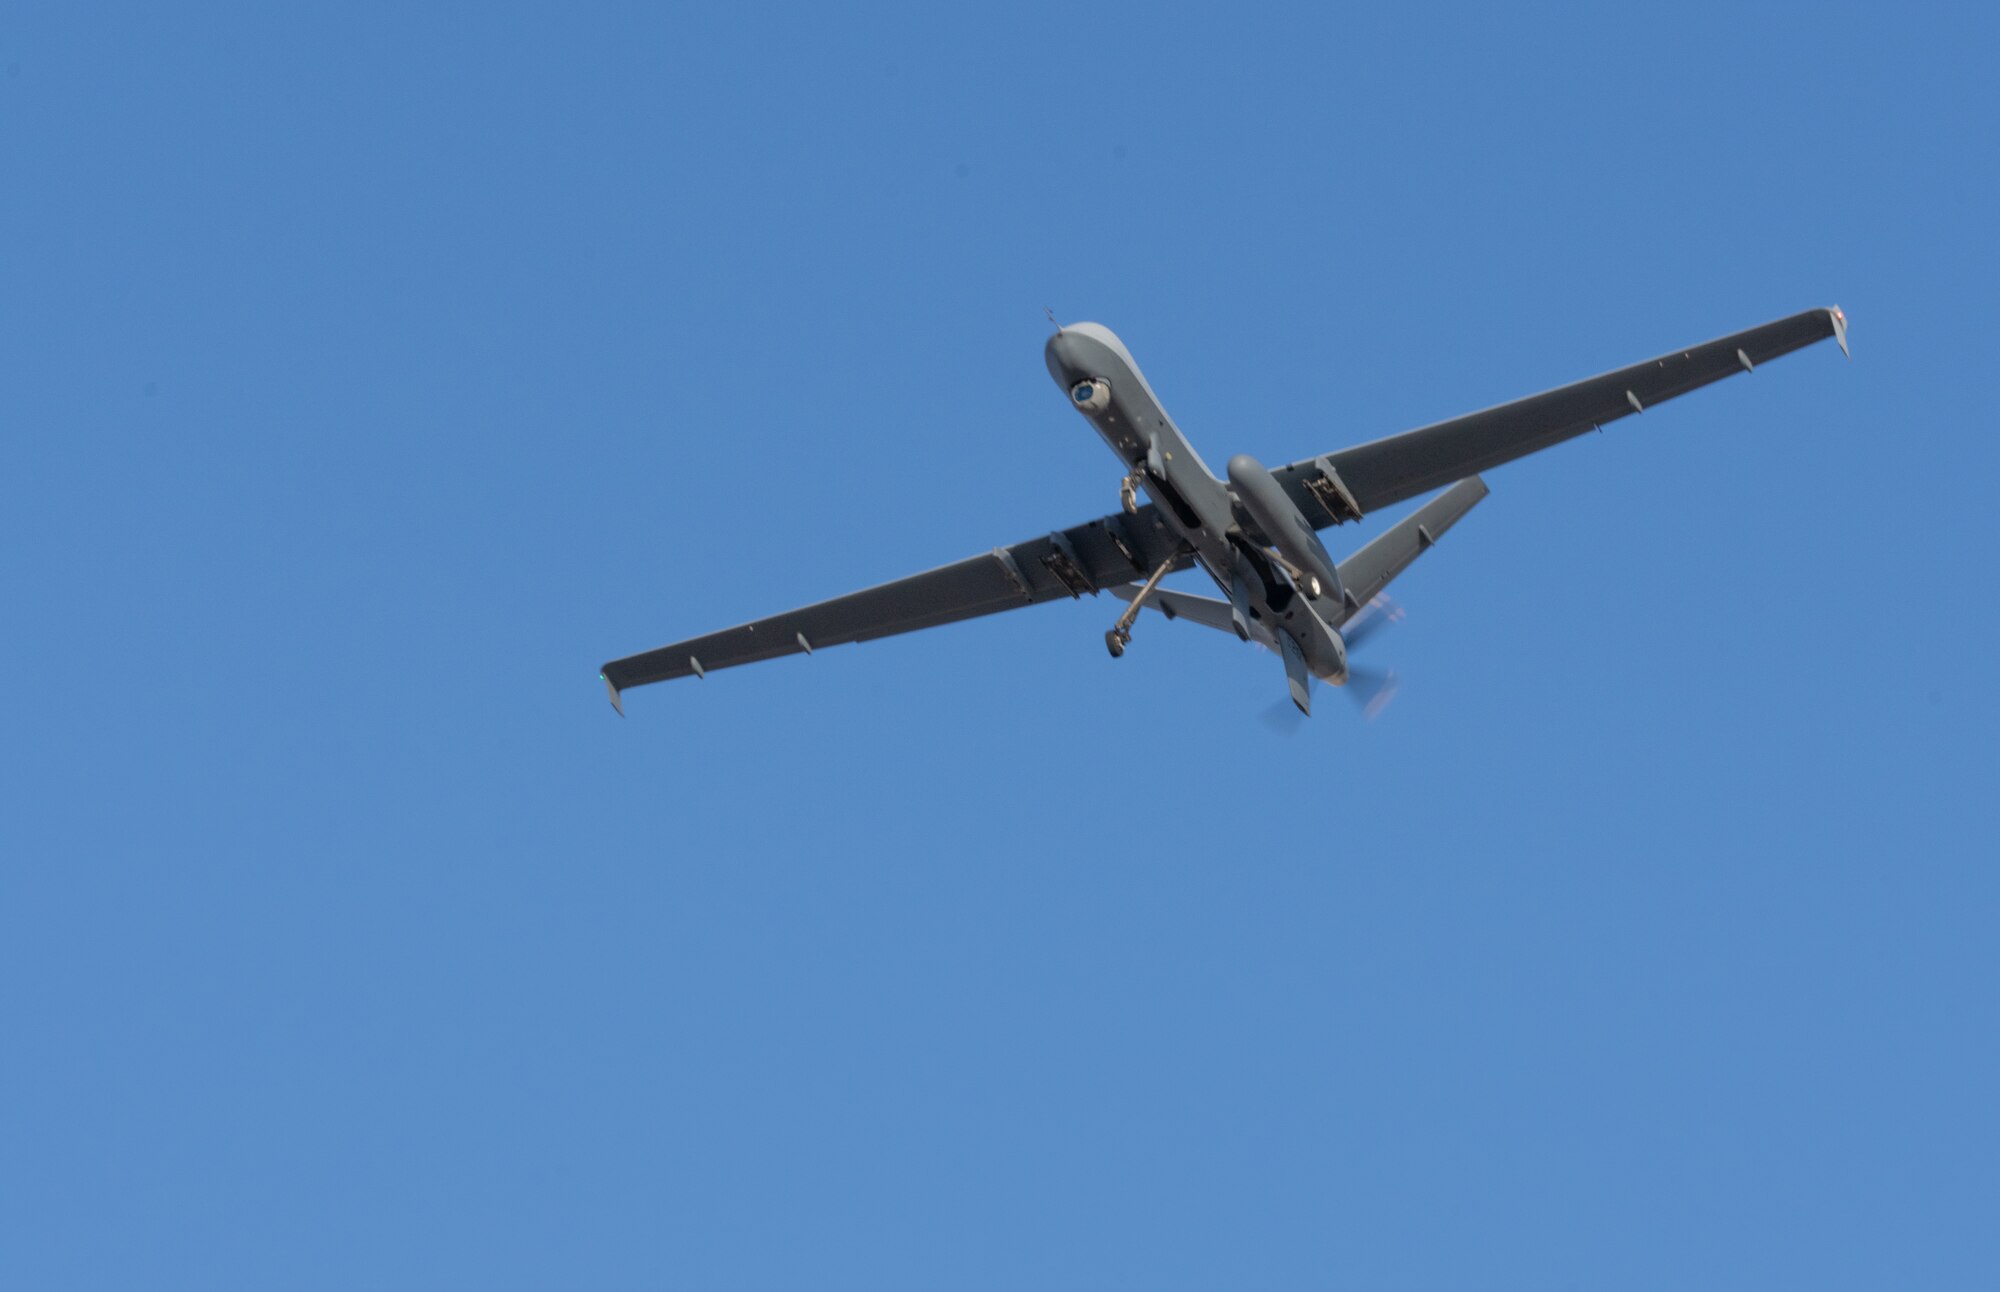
1118;468;1144;515
1105;550;1180;660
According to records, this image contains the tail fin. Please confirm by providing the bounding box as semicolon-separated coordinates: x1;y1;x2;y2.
1332;477;1488;625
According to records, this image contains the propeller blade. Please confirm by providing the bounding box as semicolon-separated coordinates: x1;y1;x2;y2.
1259;595;1405;727
1344;665;1401;721
1342;594;1406;650
1260;696;1308;735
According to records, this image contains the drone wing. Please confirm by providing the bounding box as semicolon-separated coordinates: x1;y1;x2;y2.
599;505;1191;711
1272;306;1848;524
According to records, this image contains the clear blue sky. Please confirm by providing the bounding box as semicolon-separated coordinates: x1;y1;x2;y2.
6;1;1997;1286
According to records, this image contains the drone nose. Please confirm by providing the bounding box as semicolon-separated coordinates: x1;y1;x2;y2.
1044;327;1091;387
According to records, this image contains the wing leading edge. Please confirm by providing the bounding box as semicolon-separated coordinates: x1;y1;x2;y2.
1273;306;1848;525
599;503;1193;707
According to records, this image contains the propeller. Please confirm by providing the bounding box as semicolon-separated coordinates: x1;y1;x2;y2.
1261;594;1404;731
1341;593;1406;650
1345;664;1401;721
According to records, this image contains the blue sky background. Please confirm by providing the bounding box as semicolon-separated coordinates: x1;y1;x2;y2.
6;1;1997;1286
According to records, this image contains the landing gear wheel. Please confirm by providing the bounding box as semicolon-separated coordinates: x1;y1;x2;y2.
1119;479;1140;515
1104;547;1179;664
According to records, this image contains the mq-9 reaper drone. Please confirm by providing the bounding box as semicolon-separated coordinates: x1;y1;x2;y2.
602;307;1848;716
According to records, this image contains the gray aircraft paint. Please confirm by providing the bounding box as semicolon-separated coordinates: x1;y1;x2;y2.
1044;323;1234;540
601;307;1847;715
1047;320;1440;697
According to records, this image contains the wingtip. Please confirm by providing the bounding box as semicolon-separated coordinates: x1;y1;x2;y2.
602;672;625;717
1830;304;1850;358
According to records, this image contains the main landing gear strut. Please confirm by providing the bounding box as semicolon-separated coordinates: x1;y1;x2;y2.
1106;551;1181;658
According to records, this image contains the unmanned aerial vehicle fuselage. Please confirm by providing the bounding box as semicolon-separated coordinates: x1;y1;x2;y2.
602;308;1848;715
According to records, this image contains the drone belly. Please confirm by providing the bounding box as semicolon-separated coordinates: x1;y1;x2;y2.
1219;545;1346;682
1227;452;1345;607
1046;326;1233;544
